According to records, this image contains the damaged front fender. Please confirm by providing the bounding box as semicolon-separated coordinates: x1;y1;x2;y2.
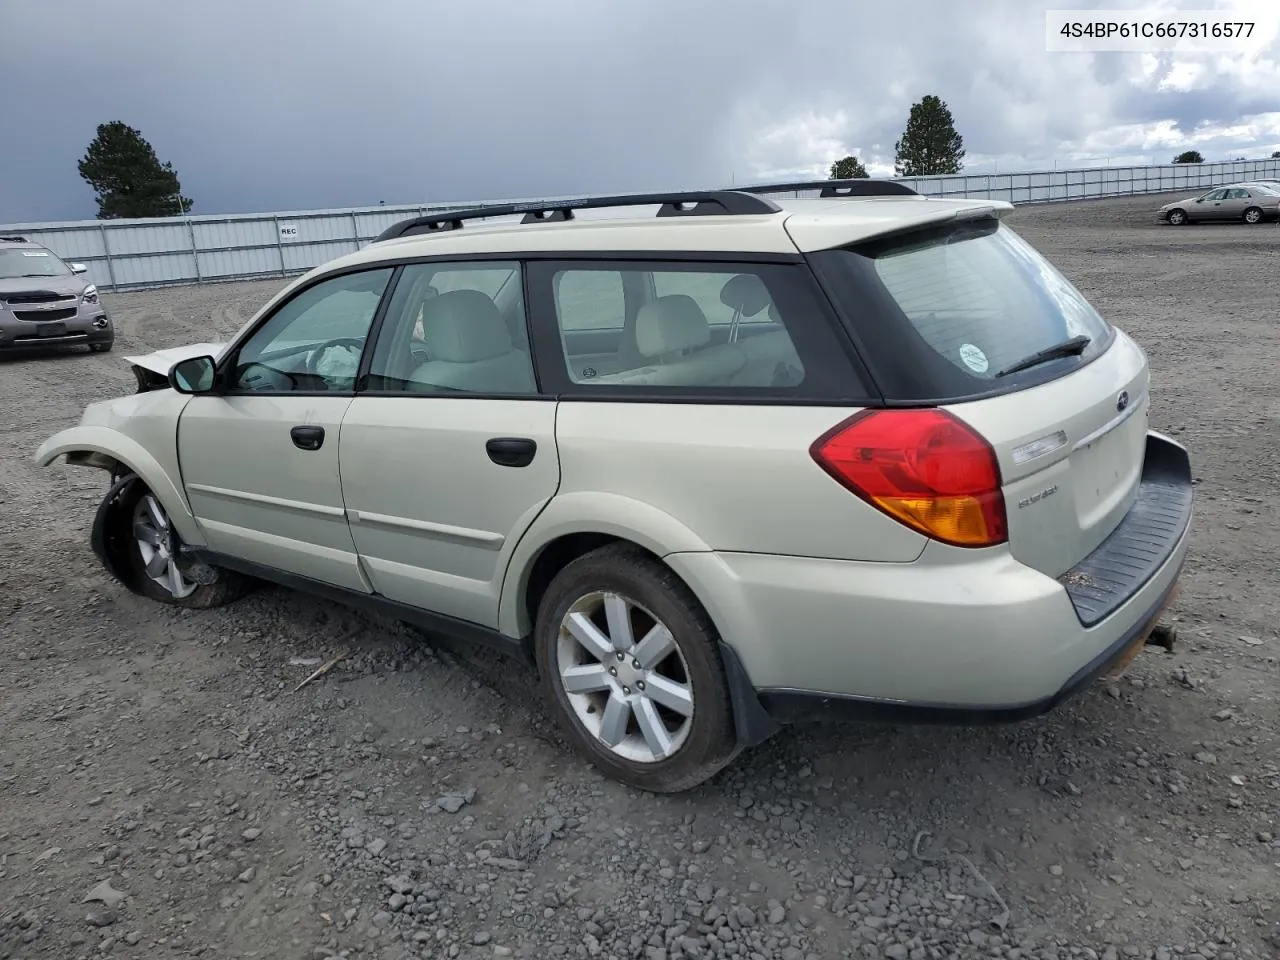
34;424;206;548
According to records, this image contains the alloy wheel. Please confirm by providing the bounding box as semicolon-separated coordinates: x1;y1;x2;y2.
555;590;695;763
132;494;198;599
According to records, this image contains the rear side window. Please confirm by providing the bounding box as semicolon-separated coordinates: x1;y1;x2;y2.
526;259;872;400
555;270;625;331
811;219;1115;401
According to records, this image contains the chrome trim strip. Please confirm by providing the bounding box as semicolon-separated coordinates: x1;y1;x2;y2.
1073;392;1146;451
348;509;504;546
185;482;347;518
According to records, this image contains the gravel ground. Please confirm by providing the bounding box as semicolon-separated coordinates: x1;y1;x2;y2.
2;191;1278;960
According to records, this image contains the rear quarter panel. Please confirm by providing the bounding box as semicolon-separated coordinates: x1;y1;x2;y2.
497;401;931;637
551;401;928;560
555;399;926;547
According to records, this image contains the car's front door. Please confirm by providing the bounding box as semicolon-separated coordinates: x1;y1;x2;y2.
337;260;560;627
1198;188;1230;219
177;266;395;592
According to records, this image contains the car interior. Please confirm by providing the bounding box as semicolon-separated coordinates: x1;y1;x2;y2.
234;262;808;395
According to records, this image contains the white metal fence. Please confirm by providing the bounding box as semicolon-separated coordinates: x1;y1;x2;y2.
3;158;1277;293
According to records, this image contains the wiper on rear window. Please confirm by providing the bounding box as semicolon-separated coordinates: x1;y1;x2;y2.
994;334;1091;378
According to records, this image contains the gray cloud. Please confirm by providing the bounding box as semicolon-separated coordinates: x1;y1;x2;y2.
1;0;1277;223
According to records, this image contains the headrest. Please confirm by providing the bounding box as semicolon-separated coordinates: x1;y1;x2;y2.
719;273;771;316
635;294;710;358
421;289;512;363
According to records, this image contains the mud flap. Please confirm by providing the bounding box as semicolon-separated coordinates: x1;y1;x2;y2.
718;640;783;747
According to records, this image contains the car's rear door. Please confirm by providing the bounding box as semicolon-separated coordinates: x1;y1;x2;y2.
177;266;395;592
337;260;559;628
1218;187;1249;219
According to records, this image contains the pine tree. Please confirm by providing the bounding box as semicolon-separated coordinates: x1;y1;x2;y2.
893;95;965;177
78;122;193;219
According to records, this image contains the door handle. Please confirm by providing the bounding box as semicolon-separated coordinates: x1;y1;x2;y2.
290;425;325;451
486;437;537;467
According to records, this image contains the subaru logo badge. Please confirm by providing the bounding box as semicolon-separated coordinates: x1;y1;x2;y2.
1116;390;1129;412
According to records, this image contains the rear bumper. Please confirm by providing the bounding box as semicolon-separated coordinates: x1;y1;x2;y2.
670;430;1194;744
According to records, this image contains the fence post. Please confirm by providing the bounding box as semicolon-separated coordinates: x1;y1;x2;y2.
272;216;286;277
186;217;202;284
99;223;118;291
351;211;360;253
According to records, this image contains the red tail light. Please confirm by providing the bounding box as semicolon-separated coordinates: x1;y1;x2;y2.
810;408;1007;548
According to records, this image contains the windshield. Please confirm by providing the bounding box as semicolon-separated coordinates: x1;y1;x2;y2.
857;220;1111;382
0;247;71;279
1250;183;1280;196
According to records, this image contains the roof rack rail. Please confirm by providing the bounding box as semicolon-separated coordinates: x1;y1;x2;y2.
0;235;29;243
373;190;782;242
737;178;918;198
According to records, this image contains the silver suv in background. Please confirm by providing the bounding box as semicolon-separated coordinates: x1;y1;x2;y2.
0;235;113;354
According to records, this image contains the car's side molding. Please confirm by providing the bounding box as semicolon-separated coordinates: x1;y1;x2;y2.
496;490;714;639
32;426;207;547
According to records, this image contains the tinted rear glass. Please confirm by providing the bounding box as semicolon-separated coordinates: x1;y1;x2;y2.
869;221;1110;378
810;218;1116;402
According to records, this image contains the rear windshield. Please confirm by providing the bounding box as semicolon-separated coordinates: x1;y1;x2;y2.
0;246;70;279
810;218;1115;402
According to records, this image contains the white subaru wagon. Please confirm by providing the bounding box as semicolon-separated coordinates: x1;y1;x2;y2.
35;181;1194;793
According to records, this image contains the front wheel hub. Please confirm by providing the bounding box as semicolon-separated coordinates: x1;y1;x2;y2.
132;494;199;599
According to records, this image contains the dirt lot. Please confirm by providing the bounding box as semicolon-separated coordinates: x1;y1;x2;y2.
2;191;1278;960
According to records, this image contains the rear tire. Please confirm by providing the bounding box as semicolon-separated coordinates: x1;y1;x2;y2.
532;543;739;793
1167;208;1187;225
111;479;252;608
1243;206;1263;224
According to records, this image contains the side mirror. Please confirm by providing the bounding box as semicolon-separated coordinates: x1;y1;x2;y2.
169;355;218;394
70;262;88;274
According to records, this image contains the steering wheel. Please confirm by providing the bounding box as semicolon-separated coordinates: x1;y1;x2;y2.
304;337;366;386
236;361;298;392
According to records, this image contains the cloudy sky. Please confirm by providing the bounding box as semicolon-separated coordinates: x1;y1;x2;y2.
1;0;1278;223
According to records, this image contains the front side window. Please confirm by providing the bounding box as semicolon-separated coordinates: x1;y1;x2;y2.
230;267;393;392
365;260;537;395
0;246;71;279
533;260;868;398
